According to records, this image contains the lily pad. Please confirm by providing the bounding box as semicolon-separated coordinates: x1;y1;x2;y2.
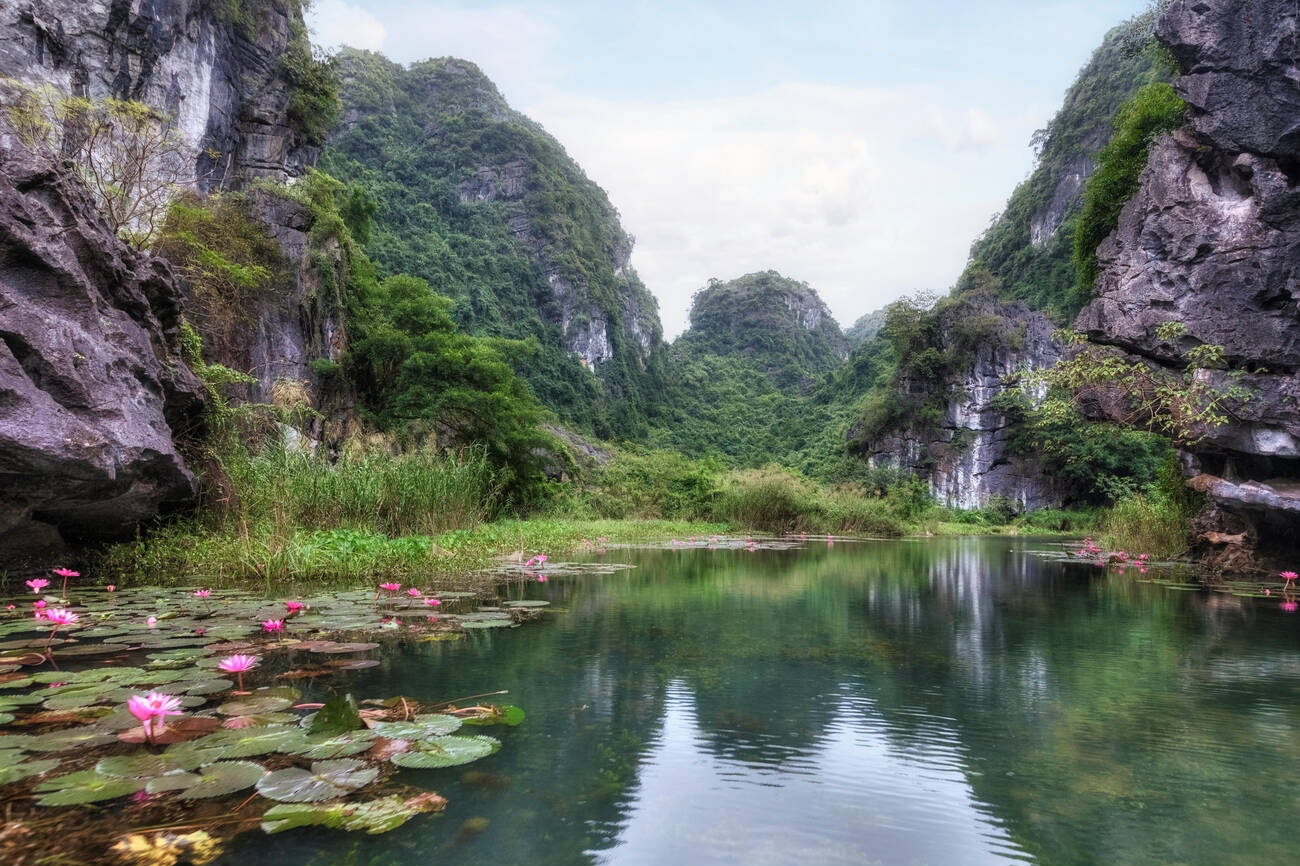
261;792;447;835
27;726;118;752
371;714;462;739
186;678;236;696
159;760;266;799
35;769;145;805
461;704;526;727
97;751;203;778
217;694;294;715
500;600;551;608
388;735;500;769
282;729;377;759
190;726;307;758
0;757;60;785
256;758;379;803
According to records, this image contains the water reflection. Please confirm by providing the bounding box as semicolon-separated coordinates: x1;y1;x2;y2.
213;537;1300;866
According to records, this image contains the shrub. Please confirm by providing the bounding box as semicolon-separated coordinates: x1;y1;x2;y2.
1073;82;1186;298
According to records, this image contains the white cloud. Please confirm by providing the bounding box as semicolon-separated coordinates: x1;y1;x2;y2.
526;84;1024;337
306;0;388;52
354;3;562;103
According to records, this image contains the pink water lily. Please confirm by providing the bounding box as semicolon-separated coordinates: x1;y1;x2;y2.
52;568;78;577
217;654;261;691
25;578;49;593
407;588;421;597
379;582;401;592
127;691;183;742
1281;571;1297;588
424;597;441;607
193;589;211;598
262;619;284;632
105;584;116;592
43;608;78;626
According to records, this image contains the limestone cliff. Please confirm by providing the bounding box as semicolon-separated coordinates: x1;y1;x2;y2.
1075;0;1300;568
0;0;332;559
322;50;665;437
853;294;1062;511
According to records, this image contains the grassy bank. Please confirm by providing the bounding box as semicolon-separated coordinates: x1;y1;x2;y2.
98;443;1109;589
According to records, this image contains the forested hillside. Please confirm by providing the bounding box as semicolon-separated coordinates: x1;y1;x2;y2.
321;50;665;439
956;14;1173;320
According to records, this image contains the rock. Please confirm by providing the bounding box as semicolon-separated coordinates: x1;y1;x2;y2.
0;150;204;558
861;294;1063;510
1075;0;1300;568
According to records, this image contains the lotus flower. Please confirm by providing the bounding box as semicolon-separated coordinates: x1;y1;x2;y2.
262;619;284;632
193;589;211;598
285;600;305;614
424;597;441;607
52;568;78;577
217;654;261;691
105;585;116;592
26;578;49;593
127;691;183;742
379;582;401;592
1281;571;1297;588
44;608;78;626
407;588;421;597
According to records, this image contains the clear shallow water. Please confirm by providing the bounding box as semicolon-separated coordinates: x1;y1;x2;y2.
216;537;1300;866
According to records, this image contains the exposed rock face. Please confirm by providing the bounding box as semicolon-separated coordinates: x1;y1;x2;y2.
864;297;1062;510
0;0;328;558
1075;0;1300;568
0;0;318;189
0;150;205;558
331;52;663;379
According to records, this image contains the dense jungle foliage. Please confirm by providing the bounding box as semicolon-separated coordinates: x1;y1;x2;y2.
955;15;1175;320
319;49;664;440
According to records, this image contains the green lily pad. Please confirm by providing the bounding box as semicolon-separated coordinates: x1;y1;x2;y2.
256;758;379;803
371;714;462;740
500;600;551;608
167;761;266;799
27;726;118;752
97;751;204;778
458;619;515;630
0;757;60;785
282;729;377;759
461;705;526;727
190;726;307;759
186;678;236;696
261;793;446;835
388;735;500;769
217;695;294;715
34;769;145;805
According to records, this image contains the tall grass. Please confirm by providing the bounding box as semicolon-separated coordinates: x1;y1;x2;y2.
711;468;905;536
223;444;499;536
1100;492;1189;558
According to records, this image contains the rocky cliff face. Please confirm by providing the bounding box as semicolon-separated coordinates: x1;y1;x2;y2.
325;51;664;437
1075;0;1300;568
860;295;1062;511
0;150;205;557
0;0;318;188
0;0;330;560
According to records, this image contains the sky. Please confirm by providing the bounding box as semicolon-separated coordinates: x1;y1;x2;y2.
307;0;1150;338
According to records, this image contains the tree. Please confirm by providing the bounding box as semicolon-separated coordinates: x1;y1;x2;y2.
2;81;194;246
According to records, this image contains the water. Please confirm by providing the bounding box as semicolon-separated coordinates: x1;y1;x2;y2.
216;536;1300;866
